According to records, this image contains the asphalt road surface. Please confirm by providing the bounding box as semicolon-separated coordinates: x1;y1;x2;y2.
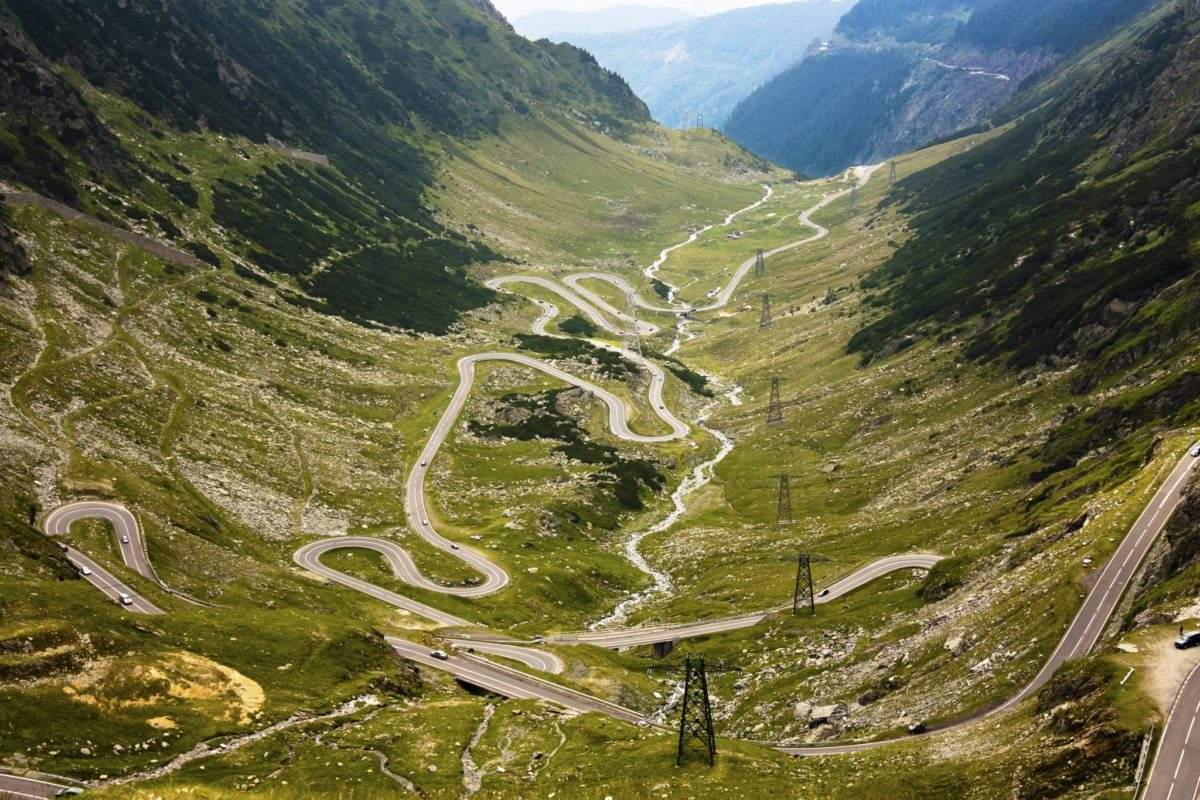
1144;661;1200;800
0;770;79;799
779;448;1199;756
31;166;1197;787
44;502;153;579
42;501;162;615
444;639;566;675
387;638;645;724
553;554;942;649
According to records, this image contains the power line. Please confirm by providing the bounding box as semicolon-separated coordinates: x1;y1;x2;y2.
793;553;815;616
776;474;793;526
766;377;783;426
676;656;717;766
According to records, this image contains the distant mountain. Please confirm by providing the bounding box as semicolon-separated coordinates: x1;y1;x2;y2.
568;1;852;129
724;0;1159;175
852;0;1200;389
512;5;696;39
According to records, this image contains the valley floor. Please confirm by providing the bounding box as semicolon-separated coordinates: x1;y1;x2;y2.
4;121;1199;800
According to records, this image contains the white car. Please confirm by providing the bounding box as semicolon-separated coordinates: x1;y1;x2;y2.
119;593;133;606
420;459;428;467
121;535;130;544
1191;443;1200;458
430;649;450;661
78;566;92;576
449;543;460;550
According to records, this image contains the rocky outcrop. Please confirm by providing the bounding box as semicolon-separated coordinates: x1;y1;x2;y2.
0;200;29;279
1143;471;1200;585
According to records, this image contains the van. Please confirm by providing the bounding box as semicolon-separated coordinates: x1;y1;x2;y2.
119;593;134;606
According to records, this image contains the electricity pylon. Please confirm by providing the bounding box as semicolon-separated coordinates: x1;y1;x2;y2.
753;249;765;278
889;160;897;181
776;474;793;526
676;656;716;766
850;185;859;209
793;554;815;616
759;293;772;330
767;377;783;426
624;292;643;359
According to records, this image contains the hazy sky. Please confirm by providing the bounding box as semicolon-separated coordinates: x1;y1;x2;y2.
493;0;780;19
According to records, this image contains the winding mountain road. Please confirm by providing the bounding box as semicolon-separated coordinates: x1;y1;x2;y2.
36;166;1199;788
41;501;162;615
0;771;85;799
551;553;942;649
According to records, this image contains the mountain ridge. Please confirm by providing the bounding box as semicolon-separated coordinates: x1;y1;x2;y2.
566;1;851;129
724;0;1159;175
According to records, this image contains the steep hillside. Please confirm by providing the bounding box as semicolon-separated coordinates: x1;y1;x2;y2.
567;1;851;129
853;0;1200;387
724;0;1158;175
0;0;647;333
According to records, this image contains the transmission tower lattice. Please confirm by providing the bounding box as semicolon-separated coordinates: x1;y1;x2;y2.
776;474;793;526
676;656;717;766
889;160;897;181
793;554;815;616
850;185;859;210
623;292;643;359
753;249;766;278
759;293;772;330
767;378;783;426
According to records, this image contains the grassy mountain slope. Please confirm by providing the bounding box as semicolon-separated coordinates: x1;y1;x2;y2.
0;0;647;334
0;0;782;786
724;0;1158;175
565;1;851;129
3;0;1200;796
853;0;1200;394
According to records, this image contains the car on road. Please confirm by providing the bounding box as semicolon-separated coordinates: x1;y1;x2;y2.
55;789;84;797
1175;631;1200;650
818;588;830;597
420;459;428;467
907;722;927;735
77;566;91;576
119;593;134;606
121;535;129;544
449;543;460;550
430;649;450;660
1191;443;1200;457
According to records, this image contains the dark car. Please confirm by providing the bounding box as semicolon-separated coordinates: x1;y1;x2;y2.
1175;631;1200;650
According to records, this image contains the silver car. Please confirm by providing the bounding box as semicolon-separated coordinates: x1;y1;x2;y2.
1191;443;1200;458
